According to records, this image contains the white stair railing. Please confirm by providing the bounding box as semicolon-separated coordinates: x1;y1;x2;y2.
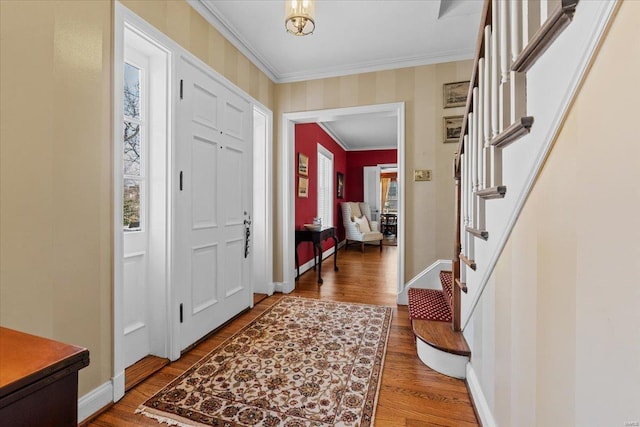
452;0;602;331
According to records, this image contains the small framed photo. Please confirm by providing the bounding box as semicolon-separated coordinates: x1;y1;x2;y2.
443;81;470;108
336;172;344;199
298;153;309;176
443;115;464;143
298;176;308;198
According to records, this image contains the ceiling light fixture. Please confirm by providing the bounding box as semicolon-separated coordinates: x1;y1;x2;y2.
285;0;315;36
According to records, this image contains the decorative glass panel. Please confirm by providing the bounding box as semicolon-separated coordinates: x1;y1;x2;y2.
123;179;141;231
123;121;141;175
124;63;140;119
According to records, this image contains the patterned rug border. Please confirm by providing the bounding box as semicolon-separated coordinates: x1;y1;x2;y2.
136;296;394;426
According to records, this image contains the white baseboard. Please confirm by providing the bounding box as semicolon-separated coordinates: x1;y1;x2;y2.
466;363;497;427
78;380;113;423
296;240;345;277
112;370;125;401
397;259;452;305
273;281;294;294
266;282;275;296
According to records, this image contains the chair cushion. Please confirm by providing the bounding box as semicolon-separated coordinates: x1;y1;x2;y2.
349;202;362;219
361;231;383;242
354;215;371;232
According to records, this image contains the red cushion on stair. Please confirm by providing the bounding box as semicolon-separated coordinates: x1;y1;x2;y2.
440;271;453;310
408;288;452;322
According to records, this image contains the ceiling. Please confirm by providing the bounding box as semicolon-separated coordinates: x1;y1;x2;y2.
189;0;482;150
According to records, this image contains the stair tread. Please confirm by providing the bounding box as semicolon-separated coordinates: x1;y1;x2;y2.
407;288;452;322
412;319;471;357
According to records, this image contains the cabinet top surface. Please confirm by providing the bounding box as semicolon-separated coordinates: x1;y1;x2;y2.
0;327;89;395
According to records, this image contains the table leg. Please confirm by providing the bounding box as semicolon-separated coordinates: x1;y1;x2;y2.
316;242;323;284
295;242;300;281
313;244;317;271
332;236;339;271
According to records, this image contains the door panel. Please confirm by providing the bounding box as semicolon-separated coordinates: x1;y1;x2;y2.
177;57;252;351
191;135;219;228
123;252;149;366
191;244;218;314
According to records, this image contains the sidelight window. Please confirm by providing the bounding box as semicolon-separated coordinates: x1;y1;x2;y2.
123;62;145;231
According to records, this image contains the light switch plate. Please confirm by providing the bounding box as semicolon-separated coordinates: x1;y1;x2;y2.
414;169;432;181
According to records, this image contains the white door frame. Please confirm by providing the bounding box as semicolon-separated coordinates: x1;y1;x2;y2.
114;3;177;401
252;105;274;296
113;2;274;402
280;103;406;296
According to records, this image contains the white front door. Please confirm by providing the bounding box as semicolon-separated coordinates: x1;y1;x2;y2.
176;57;253;351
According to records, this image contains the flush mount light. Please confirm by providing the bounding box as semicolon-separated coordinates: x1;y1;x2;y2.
285;0;315;36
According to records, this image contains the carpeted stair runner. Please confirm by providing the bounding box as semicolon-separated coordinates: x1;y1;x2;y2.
407;288;452;322
407;271;454;322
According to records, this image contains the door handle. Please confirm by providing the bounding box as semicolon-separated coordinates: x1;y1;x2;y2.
244;215;251;258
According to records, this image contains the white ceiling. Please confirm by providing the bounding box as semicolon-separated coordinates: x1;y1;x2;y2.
189;0;482;150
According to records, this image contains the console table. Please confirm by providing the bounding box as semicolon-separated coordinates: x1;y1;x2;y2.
0;327;90;426
295;226;339;284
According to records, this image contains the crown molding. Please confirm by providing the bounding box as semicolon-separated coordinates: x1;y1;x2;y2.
316;123;349;152
188;0;279;82
190;0;474;84
275;48;475;82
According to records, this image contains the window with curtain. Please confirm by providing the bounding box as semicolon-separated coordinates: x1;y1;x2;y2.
317;144;333;227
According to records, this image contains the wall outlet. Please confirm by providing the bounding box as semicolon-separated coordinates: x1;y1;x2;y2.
414;169;432;181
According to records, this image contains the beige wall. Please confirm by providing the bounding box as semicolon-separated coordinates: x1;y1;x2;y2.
469;1;640;425
0;0;113;395
274;61;472;281
0;0;274;396
120;0;275;109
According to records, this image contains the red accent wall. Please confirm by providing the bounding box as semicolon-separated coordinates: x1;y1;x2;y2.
346;149;397;201
295;124;347;265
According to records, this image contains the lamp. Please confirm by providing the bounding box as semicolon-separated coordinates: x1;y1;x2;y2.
285;0;315;36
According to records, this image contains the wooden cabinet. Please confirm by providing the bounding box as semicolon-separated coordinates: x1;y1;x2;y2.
0;327;90;426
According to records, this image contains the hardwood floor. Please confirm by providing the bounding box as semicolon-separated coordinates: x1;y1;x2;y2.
87;245;478;426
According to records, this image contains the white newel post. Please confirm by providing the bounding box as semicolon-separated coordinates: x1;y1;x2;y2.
510;0;526;123
471;88;479;233
491;1;499;138
478;58;485;191
522;0;541;53
499;0;512;131
490;1;501;187
477;59;486;229
483;25;492;188
460;151;467;256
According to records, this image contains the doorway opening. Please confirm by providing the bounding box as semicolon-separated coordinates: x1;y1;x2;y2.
281;103;405;297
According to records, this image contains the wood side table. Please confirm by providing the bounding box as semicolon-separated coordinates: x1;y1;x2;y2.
295;226;339;284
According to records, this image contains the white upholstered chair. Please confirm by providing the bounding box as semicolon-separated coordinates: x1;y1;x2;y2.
340;202;383;252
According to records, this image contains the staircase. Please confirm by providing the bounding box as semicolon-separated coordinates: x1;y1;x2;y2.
408;0;618;379
408;271;470;379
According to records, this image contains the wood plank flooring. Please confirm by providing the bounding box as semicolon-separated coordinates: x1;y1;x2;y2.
87;245;479;426
124;355;169;392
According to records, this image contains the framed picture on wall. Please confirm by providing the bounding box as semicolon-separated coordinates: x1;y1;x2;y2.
298;153;309;176
298;176;308;198
443;115;464;143
443;81;470;108
336;172;344;199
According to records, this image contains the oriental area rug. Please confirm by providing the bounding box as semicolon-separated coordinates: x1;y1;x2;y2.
137;297;393;427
